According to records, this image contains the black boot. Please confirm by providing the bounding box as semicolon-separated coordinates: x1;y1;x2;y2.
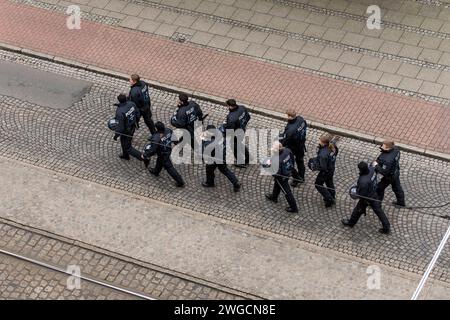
233;183;241;192
265;194;278;203
202;182;215;188
148;168;159;176
379;228;390;234
119;154;130;160
392;201;406;208
285;207;298;213
341;219;354;228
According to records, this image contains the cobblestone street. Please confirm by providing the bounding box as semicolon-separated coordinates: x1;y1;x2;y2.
0;49;449;291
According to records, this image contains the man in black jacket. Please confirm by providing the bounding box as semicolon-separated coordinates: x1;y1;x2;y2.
223;99;251;168
113;94;147;165
143;121;185;187
373;141;406;208
128;74;156;134
280;110;307;187
170;93;204;150
265;142;299;213
342;161;390;234
201;125;241;192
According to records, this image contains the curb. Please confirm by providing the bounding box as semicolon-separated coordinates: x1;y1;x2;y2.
1;42;449;162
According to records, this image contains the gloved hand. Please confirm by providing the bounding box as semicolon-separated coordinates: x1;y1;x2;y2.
113;134;119;141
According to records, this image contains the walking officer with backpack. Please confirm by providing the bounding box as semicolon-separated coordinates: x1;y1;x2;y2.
373;141;406;208
264;141;299;213
109;94;148;165
279;110;308;187
342;161;390;234
143;121;185;188
170;93;204;150
308;133;339;208
128;74;156;134
222;99;251;168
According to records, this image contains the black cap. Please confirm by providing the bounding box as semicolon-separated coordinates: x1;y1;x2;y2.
206;124;216;130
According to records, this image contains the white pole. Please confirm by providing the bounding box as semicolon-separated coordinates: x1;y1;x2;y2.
411;224;450;300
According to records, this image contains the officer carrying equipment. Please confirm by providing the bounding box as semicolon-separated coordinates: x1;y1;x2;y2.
200;125;241;192
224;99;251;167
171;93;204;150
373;141;406;208
310;134;339;208
143;121;185;187
264;142;299;213
112;94;147;164
342;161;391;234
128;74;156;134
279;110;308;187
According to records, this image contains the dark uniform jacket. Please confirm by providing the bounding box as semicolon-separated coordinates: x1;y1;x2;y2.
356;167;378;199
171;101;203;130
271;147;295;177
375;147;401;177
144;128;174;157
317;144;338;173
280;116;307;152
225;105;250;131
128;80;150;109
114;101;139;134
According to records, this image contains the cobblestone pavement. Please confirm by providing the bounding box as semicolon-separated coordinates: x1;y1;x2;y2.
0;220;248;300
0;50;449;284
2;0;450;155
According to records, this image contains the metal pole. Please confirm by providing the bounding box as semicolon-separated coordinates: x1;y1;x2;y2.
411;224;450;300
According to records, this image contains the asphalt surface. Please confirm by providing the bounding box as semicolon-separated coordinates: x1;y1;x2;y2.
0;49;449;285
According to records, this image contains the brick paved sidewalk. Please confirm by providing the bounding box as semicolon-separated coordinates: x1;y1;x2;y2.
0;0;449;154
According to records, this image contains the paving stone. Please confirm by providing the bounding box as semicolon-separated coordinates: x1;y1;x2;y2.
154;23;178;38
322;28;346;43
263;47;287;61
379;41;404;55
303;25;327;38
88;0;109;9
208;21;232;36
377;59;402;74
358;69;383;83
299;42;325;56
189;31;214;45
191;17;214;32
282;38;306;52
227;26;250;40
398;77;423;92
318;47;343;61
285;21;309;34
281;51;306;66
357;55;383;69
319;60;344;74
138;7;162;20
195;0;219;15
249;12;272;26
244;43;269;57
418;37;443;50
226;39;250;53
300;56;325;70
119;16;142;29
359;37;384;51
245;30;269;44
267;16;290;30
263;34;287;48
338;64;363;79
120;3;143;16
419;49;443;64
208;35;233;50
337;51;362;65
419;81;444;96
397;63;422;78
103;0;126;13
137;19;161;33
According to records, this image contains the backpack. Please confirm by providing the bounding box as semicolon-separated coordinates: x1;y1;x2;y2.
123;104;138;131
295;118;307;142
141;82;151;106
281;153;294;176
238;108;251;130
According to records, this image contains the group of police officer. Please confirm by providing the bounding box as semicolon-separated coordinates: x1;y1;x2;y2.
109;74;406;235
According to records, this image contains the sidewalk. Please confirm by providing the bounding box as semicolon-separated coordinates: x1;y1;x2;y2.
0;0;449;155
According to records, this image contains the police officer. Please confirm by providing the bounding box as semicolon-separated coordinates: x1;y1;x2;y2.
223;99;251;168
112;94;148;165
201;125;241;192
170;93;204;150
264;142;299;213
279;110;307;187
128;74;156;134
373;141;406;208
342;162;390;234
310;133;339;208
144;121;185;187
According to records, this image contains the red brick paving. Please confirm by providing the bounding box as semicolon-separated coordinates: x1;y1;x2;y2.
0;0;449;154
